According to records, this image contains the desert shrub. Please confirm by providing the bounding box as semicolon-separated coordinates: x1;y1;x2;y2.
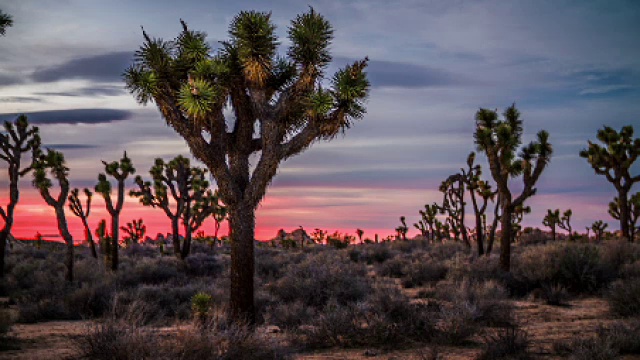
116;257;183;288
600;241;640;277
255;249;305;280
0;309;17;351
268;251;370;308
620;260;640;279
557;244;606;293
436;299;481;345
297;299;363;348
607;277;640;317
401;260;448;288
436;280;512;328
185;253;223;277
539;283;569;306
447;255;501;283
135;283;202;321
74;321;157;360
264;300;317;329
428;242;469;261
603;321;640;354
554;321;640;359
122;244;159;258
64;282;114;319
477;326;531;360
377;256;406;278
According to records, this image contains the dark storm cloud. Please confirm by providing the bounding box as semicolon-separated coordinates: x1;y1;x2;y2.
31;51;133;83
0;73;22;86
0;109;133;125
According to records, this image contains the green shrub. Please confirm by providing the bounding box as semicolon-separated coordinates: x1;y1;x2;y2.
607;277;640;317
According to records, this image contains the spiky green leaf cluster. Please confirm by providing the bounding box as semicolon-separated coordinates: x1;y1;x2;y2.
288;7;333;69
32;149;69;191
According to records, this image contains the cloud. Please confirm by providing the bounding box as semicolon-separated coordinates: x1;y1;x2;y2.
44;143;99;150
0;96;44;103
31;51;133;83
366;60;468;88
37;85;126;97
0;108;133;125
0;73;22;86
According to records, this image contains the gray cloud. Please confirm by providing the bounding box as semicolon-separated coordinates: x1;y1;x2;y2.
367;60;467;88
0;109;133;125
0;96;44;103
37;85;126;97
44;143;99;150
31;51;132;83
0;73;22;86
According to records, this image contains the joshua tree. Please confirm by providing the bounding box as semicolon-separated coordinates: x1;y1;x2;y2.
311;228;327;245
95;219;111;258
461;152;495;255
32;149;74;281
395;216;408;240
356;228;364;244
474;105;552;271
0;9;12;36
125;9;370;322
68;188;97;258
0;115;40;277
580;125;639;241
440;174;470;247
95;152;135;270
414;203;440;242
558;209;574;241
191;189;226;248
609;193;640;242
121;218;146;246
130;155;212;259
543;209;561;241
591;220;608;241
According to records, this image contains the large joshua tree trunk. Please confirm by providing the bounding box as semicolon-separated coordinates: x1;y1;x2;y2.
228;201;256;322
54;206;74;282
618;188;631;241
499;203;513;272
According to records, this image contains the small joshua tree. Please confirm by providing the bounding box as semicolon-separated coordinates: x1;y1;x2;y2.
395;216;408;241
95;152;135;271
356;228;364;244
609;193;640;242
557;209;574;241
580;125;640;242
440;174;470;248
95;219;111;260
542;209;561;241
191;292;213;328
474;105;552;271
0;115;40;277
461;152;495;255
68;188;96;258
591;220;608;241
130;155;212;259
121;218;146;246
311;228;327;245
32;149;74;281
414;203;440;242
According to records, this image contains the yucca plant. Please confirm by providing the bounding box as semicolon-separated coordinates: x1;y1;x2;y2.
32;149;74;281
474;104;552;271
580;125;640;242
543;209;561;241
125;9;369;322
95;152;135;270
0;115;40;277
191;292;213;328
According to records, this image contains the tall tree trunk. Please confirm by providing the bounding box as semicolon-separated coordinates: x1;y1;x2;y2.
551;226;556;241
0;230;8;278
486;194;501;255
171;217;181;257
82;218;97;258
181;202;192;259
55;206;74;282
475;214;484;256
619;189;630;241
111;215;119;271
228;201;255;324
500;205;513;272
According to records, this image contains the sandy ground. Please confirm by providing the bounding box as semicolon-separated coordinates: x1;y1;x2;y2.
2;298;640;360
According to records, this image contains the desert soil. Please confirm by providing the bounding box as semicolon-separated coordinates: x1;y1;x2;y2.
2;298;639;360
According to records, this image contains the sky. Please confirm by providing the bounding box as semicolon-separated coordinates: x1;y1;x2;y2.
1;0;639;241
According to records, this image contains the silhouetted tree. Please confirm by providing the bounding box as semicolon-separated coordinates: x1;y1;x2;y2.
0;115;40;277
543;209;560;241
121;218;146;246
580;125;640;242
461;152;495;255
189;189;225;251
474;105;552;271
130;155;212;259
557;209;574;241
414;203;440;242
356;228;364;244
0;10;12;36
125;9;369;321
68;188;96;258
440;173;470;247
396;216;408;240
32;149;74;281
609;193;640;242
95;152;135;270
591;220;608;241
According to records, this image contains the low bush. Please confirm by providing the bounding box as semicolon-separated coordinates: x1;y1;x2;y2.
477;326;531;360
607;277;640;317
